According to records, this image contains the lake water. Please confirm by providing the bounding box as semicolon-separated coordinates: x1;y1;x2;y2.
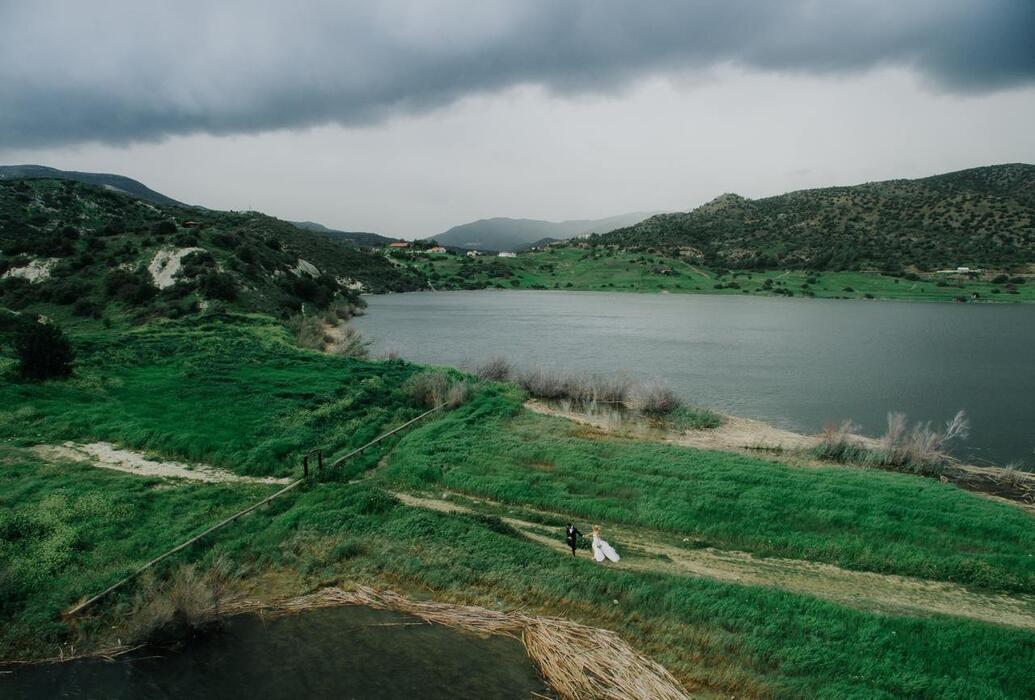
355;291;1035;468
3;606;547;699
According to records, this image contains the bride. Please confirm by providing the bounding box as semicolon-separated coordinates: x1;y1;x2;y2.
591;525;620;563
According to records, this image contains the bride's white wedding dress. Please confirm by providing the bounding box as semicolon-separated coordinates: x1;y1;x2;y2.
592;533;620;562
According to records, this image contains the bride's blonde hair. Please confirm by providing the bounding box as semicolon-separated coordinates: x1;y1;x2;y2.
592;524;600;533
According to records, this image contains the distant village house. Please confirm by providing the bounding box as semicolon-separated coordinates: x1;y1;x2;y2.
387;241;410;249
466;250;481;257
498;251;517;258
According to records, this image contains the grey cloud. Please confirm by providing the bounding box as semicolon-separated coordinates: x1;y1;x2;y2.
1;0;1032;148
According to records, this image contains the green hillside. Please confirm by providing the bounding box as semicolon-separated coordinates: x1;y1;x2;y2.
0;178;426;321
594;164;1035;271
0;165;188;208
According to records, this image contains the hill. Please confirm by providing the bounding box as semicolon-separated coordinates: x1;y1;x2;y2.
0;178;426;321
595;164;1035;270
430;211;658;252
290;220;401;248
0;165;188;208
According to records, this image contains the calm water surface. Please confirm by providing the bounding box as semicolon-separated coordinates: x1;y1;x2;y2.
355;291;1035;467
3;606;547;699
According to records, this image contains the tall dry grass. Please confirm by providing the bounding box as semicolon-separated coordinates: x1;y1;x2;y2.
228;585;689;700
813;410;969;475
403;371;471;409
125;559;240;645
326;324;371;359
473;356;512;382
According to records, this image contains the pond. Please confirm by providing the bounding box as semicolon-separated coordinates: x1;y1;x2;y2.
355;290;1035;468
3;606;548;699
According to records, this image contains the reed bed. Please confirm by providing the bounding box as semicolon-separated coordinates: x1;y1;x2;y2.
227;585;689;700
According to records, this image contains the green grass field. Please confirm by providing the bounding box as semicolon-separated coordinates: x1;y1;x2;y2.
0;314;432;478
405;247;1035;302
3;314;1035;698
379;387;1035;593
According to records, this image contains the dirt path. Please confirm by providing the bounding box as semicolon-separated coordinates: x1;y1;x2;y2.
391;490;1035;631
33;442;292;485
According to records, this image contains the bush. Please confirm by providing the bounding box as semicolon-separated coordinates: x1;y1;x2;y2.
105;269;157;305
125;559;238;646
635;379;682;416
14;319;75;380
287;314;329;350
403;371;452;407
668;406;724;430
516;366;569;400
198;271;237;301
151;220;177;237
326;324;371;359
812;411;969;476
474;356;512;382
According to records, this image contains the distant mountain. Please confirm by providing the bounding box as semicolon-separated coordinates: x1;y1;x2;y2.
0;164;187;208
430;212;659;252
290;220;400;248
594;164;1035;270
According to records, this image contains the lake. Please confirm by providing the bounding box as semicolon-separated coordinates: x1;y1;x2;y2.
354;291;1035;468
3;606;547;699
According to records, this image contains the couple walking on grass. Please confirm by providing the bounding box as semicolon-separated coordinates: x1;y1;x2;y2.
565;523;620;563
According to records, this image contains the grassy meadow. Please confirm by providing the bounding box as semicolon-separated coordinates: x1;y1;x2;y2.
3;313;1035;698
379;387;1035;594
404;246;1035;302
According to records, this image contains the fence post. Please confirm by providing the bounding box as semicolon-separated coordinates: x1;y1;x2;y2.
303;455;309;479
317;450;324;478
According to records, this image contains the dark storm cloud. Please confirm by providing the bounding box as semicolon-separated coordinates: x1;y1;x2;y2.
1;0;1032;147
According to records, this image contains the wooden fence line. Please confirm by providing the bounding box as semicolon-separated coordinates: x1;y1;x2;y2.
64;403;444;617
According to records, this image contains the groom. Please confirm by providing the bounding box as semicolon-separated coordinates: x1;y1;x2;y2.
565;523;583;556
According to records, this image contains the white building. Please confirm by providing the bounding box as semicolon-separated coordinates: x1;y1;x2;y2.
498;251;517;258
466;250;481;257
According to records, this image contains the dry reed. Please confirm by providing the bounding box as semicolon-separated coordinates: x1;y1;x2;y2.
226;585;690;700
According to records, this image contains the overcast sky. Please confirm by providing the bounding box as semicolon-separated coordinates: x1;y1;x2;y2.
2;1;1033;237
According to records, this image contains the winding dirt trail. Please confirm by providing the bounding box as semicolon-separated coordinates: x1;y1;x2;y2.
391;490;1035;631
33;442;292;485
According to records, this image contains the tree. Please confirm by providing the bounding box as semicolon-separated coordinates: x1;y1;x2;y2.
15;320;75;380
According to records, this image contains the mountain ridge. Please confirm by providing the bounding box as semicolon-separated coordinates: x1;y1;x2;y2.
593;164;1035;270
0;165;188;208
429;211;660;252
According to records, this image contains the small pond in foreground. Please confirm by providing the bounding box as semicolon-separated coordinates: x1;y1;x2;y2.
3;606;548;699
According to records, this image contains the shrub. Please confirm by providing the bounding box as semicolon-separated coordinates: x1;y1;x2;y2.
198;271;237;301
812;411;969;476
635;379;682;416
874;410;969;475
125;559;238;646
287;314;328;350
326;324;371;359
403;371;452;407
668;406;724;430
105;269;157;305
516;366;569;400
151;220;177;237
812;419;867;462
14;319;75;380
474;356;512;382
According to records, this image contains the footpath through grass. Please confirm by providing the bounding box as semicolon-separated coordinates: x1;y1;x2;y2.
380;387;1035;594
4;454;1035;699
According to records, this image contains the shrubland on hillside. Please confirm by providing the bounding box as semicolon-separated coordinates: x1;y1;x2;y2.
594;164;1035;271
0;178;426;321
